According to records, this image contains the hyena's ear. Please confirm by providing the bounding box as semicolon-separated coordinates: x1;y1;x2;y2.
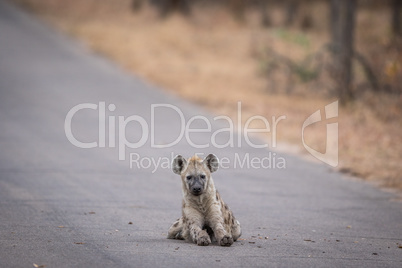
203;154;219;173
172;155;187;175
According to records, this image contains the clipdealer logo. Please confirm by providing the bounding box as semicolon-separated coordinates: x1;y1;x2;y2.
64;101;338;170
64;102;286;158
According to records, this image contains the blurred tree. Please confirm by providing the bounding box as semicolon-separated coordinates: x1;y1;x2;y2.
285;0;299;26
330;0;357;103
392;0;401;38
132;0;143;12
330;0;340;42
229;0;246;21
150;0;191;17
259;0;271;27
300;13;313;30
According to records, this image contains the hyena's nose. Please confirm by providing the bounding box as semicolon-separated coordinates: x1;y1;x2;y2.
192;187;202;194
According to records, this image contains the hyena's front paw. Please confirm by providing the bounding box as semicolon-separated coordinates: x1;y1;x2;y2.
219;235;234;247
197;235;211;246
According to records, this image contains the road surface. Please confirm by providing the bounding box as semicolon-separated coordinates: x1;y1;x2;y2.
0;1;401;267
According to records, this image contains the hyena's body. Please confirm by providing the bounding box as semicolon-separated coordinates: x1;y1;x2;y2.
168;154;241;246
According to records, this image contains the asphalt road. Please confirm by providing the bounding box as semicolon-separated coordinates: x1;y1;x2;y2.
1;1;402;267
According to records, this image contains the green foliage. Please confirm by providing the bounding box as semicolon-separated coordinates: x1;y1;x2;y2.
294;65;318;82
261;47;319;85
273;28;311;49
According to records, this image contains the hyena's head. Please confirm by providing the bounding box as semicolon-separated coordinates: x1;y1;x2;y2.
172;154;219;196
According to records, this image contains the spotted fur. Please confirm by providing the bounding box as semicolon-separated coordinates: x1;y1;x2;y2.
168;154;241;246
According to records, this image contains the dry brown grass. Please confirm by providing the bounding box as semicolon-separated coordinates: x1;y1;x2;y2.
12;0;402;190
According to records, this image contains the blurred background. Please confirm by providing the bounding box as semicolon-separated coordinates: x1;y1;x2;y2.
10;0;402;190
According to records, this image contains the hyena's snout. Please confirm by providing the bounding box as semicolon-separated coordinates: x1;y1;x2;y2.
187;175;206;196
191;184;202;195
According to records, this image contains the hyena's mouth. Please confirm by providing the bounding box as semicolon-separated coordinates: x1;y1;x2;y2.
191;191;203;196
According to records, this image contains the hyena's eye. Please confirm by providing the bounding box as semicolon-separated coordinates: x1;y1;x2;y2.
186;175;192;180
200;175;206;179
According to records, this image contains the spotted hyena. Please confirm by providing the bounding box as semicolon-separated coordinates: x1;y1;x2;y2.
167;154;241;246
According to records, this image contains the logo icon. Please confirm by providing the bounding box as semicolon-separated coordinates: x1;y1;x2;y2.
302;101;338;167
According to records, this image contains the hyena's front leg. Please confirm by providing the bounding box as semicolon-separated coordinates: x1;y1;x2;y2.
167;217;184;240
209;211;233;247
213;222;233;247
189;224;210;246
182;209;211;246
231;218;242;241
